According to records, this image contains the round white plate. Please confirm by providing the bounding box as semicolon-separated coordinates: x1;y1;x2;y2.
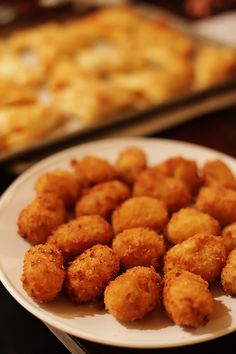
0;137;236;348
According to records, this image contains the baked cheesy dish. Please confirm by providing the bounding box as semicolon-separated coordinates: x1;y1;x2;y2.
0;6;236;153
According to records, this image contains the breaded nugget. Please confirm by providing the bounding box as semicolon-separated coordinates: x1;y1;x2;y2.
133;170;192;212
157;156;200;194
196;186;236;226
112;227;165;270
47;215;113;260
202;159;236;190
75;180;130;220
21;244;65;303
65;245;120;303
104;266;161;321
35;169;80;208
71;156;117;188
115;146;147;185
167;208;220;244
164;233;227;283
222;222;236;254
163;269;213;327
17;193;67;245
221;249;236;295
112;196;168;235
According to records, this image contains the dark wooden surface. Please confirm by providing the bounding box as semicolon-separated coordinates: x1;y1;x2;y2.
0;2;236;353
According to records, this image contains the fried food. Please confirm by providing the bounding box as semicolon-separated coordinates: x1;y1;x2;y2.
196;186;236;226
65;245;120;303
0;81;36;106
51;76;136;125
0;104;65;152
104;266;161;321
47;215;113;260
21;244;65;303
35;169;80;208
164;233;227;283
202;159;236;190
156;156;200;194
221;249;236;295
0;51;45;86
112;227;165;270
163;269;213;327
17;193;67;245
112;196;168;235
71;155;117;188
167;207;220;244
222;222;236;254
75;180;130;220
133;169;192;212
194;45;236;89
115;146;147;185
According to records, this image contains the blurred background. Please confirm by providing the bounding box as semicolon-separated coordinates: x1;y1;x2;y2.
0;2;236;354
0;0;236;24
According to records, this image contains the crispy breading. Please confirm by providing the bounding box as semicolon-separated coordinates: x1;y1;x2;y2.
47;215;113;260
196;186;236;226
221;249;236;295
21;243;65;303
75;180;130;220
202;159;236;190
112;227;165;270
104;266;161;321
71;155;117;188
35;169;80;208
163;269;213;327
167;207;220;244
112;196;168;234
133;169;192;212
222;222;236;254
164;233;227;283
115;146;147;185
65;245;120;303
156;156;201;194
17;193;67;245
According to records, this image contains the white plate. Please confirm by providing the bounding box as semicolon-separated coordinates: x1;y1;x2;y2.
0;137;236;348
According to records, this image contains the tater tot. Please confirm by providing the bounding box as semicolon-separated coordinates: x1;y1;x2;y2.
133;169;191;212
164;233;227;283
202;159;236;190
196;186;236;226
163;269;213;327
21;244;65;303
115;146;147;185
47;215;113;260
71;155;117;188
17;193;67;245
75;180;130;220
112;196;168;235
221;249;236;295
112;227;165;270
104;266;161;321
167;208;220;244
35;169;80;207
65;245;120;303
222;222;236;254
157;156;200;194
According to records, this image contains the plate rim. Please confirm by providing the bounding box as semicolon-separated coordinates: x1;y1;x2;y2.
0;136;236;348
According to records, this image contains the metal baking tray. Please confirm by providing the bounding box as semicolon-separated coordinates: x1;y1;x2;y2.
0;4;236;165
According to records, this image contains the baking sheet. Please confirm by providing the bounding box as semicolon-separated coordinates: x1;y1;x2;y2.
0;4;236;165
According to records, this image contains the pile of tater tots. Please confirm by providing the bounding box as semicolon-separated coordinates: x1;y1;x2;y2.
18;146;236;328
